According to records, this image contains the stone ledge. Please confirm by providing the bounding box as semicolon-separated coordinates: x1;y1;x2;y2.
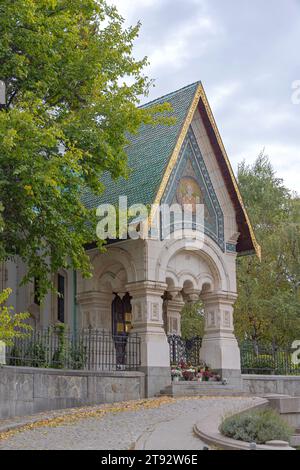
193;398;295;450
1;365;145;378
243;375;300;382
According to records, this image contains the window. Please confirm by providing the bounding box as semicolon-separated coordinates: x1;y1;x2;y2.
34;277;40;306
57;273;65;323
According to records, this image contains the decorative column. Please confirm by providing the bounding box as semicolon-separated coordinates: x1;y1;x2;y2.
166;289;185;336
77;291;113;331
126;281;171;397
200;292;241;388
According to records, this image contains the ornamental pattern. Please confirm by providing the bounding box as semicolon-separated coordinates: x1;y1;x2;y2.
161;126;225;251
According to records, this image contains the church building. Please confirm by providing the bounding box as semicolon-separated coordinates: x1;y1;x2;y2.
2;81;260;396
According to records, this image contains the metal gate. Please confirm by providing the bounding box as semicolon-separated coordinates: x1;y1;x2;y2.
168;335;202;366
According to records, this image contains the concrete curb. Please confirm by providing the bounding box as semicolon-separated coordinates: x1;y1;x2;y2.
193;399;295;451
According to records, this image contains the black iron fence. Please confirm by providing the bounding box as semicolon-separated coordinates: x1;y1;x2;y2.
168;335;202;366
167;336;300;375
240;343;300;375
6;327;141;371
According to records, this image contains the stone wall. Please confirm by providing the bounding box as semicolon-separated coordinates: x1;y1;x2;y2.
0;366;145;420
243;374;300;397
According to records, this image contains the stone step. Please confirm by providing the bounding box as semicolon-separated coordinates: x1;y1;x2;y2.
159;382;247;397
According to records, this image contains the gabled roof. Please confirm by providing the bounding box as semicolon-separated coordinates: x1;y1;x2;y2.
82;81;260;258
82;82;200;209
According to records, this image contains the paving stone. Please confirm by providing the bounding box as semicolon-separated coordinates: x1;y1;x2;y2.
0;397;261;450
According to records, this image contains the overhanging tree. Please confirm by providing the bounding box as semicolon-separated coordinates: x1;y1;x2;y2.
0;0;172;297
235;153;300;349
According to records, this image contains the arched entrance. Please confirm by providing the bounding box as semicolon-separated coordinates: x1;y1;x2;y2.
111;292;132;367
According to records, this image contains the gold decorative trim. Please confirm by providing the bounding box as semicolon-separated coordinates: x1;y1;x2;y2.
153;85;203;206
198;86;261;260
152;83;261;260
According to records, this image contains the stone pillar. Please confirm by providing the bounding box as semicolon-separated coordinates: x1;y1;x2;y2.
77;291;113;331
167;289;185;336
127;281;171;397
200;292;241;388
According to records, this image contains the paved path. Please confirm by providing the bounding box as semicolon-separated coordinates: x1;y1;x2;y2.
0;397;261;450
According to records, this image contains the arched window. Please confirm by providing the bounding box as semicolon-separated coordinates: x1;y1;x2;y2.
57;273;65;323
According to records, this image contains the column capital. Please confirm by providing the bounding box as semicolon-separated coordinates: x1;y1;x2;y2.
125;281;167;298
76;290;113;308
167;288;184;302
185;288;202;303
201;291;238;305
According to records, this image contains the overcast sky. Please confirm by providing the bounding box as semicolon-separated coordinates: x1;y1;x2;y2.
108;0;300;194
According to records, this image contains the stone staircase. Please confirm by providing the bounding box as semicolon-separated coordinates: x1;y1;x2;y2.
159;381;247;397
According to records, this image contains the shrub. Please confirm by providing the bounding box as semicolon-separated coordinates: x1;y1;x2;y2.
220;408;293;445
70;341;87;370
25;341;47;368
242;354;275;373
8;345;25;366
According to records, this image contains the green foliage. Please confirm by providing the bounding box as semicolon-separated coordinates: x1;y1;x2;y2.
25;341;47;368
220;408;293;444
0;0;174;297
235;152;300;348
51;323;87;370
8;345;24;366
69;340;87;370
51;323;69;369
181;301;204;340
242;354;275;373
8;324;87;369
0;288;32;345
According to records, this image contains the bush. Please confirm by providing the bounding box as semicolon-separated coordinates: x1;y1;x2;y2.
220;408;293;445
25;341;47;368
242;354;275;373
70;341;87;370
8;346;25;366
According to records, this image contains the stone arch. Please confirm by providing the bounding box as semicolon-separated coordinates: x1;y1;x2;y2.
90;247;137;291
156;235;230;293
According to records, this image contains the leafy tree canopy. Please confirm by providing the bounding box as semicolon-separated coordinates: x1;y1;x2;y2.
235;152;300;348
0;0;173;298
181;300;204;340
0;288;32;345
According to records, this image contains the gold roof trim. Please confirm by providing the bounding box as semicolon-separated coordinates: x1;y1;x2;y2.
153;83;261;259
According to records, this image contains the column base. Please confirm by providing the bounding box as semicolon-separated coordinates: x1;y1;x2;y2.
138;366;171;397
200;333;241;388
212;369;242;389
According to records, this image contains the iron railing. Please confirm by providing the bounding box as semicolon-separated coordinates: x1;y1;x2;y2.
240;343;300;375
6;328;141;371
168;335;202;366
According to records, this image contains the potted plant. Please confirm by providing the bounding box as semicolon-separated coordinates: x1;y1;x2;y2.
202;367;212;382
196;372;203;382
182;367;196;381
171;367;182;382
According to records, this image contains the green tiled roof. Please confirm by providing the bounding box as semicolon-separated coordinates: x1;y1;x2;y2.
81;81;201;209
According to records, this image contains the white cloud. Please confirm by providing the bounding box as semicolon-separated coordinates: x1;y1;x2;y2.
106;0;300;193
107;0;160;23
149;15;221;69
231;142;300;194
209;81;242;111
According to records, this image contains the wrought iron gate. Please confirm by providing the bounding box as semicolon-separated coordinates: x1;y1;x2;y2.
168;335;202;366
